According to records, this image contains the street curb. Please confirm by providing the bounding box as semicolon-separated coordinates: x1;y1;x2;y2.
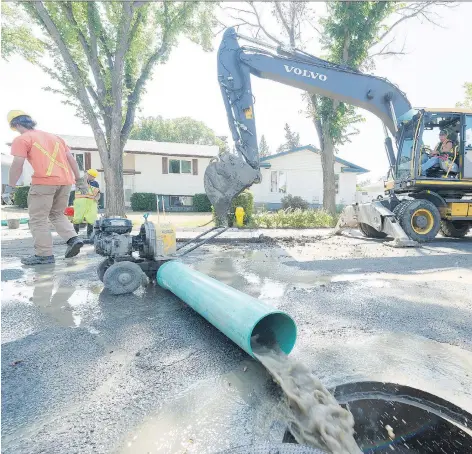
176;233;333;244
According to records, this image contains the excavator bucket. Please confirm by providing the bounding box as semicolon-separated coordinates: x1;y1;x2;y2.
334;201;418;248
204;152;261;226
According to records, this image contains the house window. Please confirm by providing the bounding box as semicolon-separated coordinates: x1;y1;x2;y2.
72;152;85;171
271;171;278;192
270;170;287;193
181;160;191;174
278;171;287;193
170;196;193;207
169;159;192;174
169;159;181;173
335;174;339;194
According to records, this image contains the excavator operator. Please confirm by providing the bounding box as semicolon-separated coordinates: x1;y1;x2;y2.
421;129;454;175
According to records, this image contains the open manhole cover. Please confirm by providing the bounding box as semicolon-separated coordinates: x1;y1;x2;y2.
282;381;472;453
220;445;323;453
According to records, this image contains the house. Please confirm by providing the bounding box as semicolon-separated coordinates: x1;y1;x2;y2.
6;135;218;211
251;145;368;209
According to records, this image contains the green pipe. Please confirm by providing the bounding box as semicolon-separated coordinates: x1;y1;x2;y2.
157;261;297;358
1;218;29;226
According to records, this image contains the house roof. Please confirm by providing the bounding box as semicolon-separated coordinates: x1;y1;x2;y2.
6;135;219;159
259;145;369;174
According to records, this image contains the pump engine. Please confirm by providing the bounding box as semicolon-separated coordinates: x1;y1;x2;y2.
93;217;172;295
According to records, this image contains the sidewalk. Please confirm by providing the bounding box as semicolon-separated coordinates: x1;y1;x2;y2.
176;227;333;242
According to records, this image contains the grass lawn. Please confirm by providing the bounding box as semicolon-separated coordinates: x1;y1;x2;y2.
126;211;214;229
2;206;214;229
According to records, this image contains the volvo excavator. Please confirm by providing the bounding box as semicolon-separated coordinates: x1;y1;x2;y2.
204;27;472;245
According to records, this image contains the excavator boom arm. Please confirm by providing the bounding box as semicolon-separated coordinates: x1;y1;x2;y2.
205;27;412;223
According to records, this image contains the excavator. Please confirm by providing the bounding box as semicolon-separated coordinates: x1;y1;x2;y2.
204;27;472;245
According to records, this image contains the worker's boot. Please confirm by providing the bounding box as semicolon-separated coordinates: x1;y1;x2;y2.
21;255;55;266
82;224;95;244
86;223;94;238
65;236;84;258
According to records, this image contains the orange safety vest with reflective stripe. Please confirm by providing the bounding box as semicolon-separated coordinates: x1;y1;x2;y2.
10;130;74;186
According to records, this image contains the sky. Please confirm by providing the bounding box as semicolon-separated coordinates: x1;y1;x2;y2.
1;2;470;182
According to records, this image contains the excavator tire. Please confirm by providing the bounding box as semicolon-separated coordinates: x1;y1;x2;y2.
397;199;440;243
358;222;387;239
393;199;413;219
440;220;470;238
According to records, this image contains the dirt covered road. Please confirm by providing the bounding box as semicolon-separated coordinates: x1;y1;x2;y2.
2;226;472;453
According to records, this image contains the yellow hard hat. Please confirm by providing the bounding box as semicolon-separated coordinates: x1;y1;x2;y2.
87;169;98;178
7;110;29;126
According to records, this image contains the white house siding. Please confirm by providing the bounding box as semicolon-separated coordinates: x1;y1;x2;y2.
337;172;358;205
133;154;211;195
251;149;361;208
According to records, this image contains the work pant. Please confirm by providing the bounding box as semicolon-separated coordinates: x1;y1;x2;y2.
73;197;98;225
27;184;77;256
421;156;439;175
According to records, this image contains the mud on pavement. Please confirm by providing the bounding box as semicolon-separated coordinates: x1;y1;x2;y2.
2;227;472;453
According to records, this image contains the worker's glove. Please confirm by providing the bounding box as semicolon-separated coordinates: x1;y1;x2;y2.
2;185;16;205
75;177;89;195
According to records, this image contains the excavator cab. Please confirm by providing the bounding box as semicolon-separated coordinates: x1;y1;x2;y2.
394;109;466;184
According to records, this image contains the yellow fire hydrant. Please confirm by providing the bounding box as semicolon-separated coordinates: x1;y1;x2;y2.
235;206;245;228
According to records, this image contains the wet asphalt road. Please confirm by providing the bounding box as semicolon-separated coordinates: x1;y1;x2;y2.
2;227;472;453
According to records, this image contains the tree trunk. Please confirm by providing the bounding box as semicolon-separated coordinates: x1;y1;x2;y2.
309;94;337;216
320;126;337;216
101;143;126;217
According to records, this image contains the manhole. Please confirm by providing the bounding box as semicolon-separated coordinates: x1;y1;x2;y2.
283;381;472;453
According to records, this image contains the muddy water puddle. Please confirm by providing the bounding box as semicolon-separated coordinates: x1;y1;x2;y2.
190;248;333;300
189;247;400;301
1;262;103;339
120;360;279;454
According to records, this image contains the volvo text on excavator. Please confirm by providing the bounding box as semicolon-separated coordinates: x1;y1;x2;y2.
204;27;472;245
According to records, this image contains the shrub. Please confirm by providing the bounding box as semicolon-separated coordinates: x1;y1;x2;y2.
13;186;30;208
232;190;254;221
251;208;335;228
212;190;254;226
130;192;157;211
281;194;309;210
193;193;212;212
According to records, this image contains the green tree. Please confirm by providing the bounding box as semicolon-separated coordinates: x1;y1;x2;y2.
216;135;230;154
4;1;216;216
1;3;45;63
309;1;394;215
259;134;270;157
130;116;227;152
276;123;301;153
456;82;472;109
223;1;455;215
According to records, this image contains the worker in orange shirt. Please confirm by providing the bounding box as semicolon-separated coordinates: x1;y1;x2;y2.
2;111;89;265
